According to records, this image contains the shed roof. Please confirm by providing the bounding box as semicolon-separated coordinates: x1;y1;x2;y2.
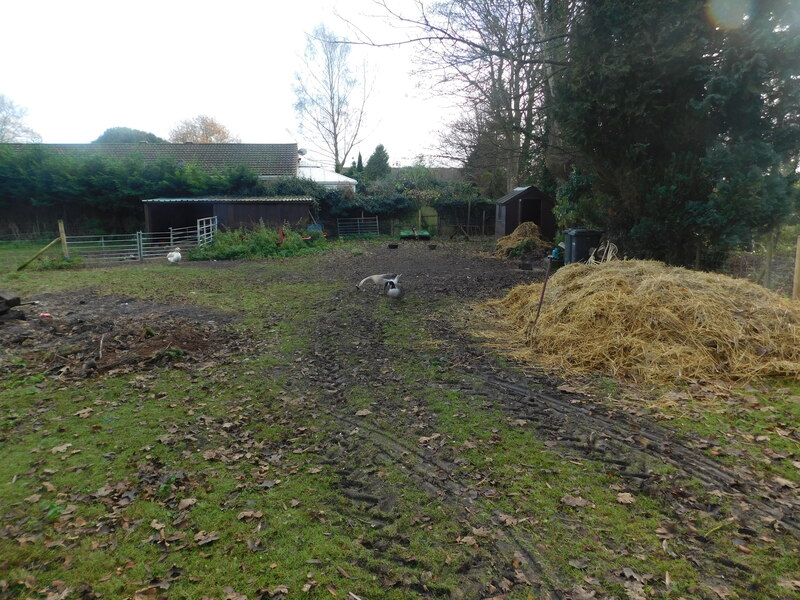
142;196;313;204
495;185;546;204
2;143;299;177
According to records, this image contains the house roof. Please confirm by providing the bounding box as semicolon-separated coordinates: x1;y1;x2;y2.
495;186;549;205
142;196;313;204
2;143;299;177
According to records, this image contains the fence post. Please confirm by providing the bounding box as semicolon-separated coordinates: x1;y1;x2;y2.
137;231;144;262
58;220;69;258
170;227;174;247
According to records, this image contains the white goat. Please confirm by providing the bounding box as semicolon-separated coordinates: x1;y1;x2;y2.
357;273;399;292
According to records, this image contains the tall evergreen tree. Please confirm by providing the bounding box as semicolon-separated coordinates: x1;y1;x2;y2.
555;0;800;267
364;145;391;182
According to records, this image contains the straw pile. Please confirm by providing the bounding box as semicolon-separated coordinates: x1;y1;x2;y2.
484;260;800;383
493;222;552;258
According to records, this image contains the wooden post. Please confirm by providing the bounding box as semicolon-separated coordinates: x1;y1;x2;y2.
17;238;61;271
58;220;69;258
793;236;800;300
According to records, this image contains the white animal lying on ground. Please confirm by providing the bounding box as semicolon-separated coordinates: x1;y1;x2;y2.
384;279;404;299
167;247;182;263
357;273;399;291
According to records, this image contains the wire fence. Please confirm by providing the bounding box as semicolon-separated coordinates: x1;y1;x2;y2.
0;217;218;270
65;217;218;265
336;216;380;236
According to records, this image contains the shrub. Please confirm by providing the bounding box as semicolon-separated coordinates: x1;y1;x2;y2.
189;224;327;260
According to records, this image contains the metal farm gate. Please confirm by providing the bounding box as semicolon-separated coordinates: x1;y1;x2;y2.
336;216;380;237
65;217;218;265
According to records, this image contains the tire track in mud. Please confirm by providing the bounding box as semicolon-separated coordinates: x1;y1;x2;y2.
302;295;563;599
295;249;798;597
481;375;800;541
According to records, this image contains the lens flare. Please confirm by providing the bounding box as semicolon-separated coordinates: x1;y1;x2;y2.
706;0;752;29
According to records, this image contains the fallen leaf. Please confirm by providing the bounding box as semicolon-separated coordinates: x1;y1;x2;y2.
457;535;478;547
222;587;247;600
150;520;166;530
193;530;220;546
133;587;161;600
74;408;93;418
561;494;590;508
616;492;636;505
178;498;197;511
708;583;737;598
51;443;72;454
237;510;263;521
777;579;800;591
25;494;42;503
618;567;644;582
772;476;796;489
336;565;351;578
623;580;647;600
498;512;518;526
569;585;596;600
290;499;300;507
354;409;372;416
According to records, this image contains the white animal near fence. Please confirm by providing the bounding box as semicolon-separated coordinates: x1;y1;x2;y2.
63;217;217;265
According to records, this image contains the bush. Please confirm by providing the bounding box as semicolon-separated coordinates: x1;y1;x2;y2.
189;224;327;260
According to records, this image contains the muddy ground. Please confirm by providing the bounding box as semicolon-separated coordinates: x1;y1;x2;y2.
2;241;798;599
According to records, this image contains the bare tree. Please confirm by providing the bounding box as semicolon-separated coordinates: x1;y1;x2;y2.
169;115;241;143
348;0;579;190
0;94;42;143
294;24;369;172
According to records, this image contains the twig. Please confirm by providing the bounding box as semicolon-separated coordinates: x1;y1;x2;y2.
704;519;734;538
98;334;105;360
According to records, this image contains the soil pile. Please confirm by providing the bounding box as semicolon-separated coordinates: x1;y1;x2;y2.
493;222;552;258
0;291;240;381
484;260;800;382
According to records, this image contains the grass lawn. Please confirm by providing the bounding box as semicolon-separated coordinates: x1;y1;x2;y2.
1;245;798;599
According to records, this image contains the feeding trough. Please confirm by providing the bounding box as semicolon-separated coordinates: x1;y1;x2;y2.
399;227;431;240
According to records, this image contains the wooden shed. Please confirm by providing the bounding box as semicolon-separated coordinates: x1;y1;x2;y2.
142;196;315;232
494;186;556;241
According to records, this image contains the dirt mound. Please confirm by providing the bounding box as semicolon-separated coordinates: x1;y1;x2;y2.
0;291;239;380
493;222;552;258
483;260;800;383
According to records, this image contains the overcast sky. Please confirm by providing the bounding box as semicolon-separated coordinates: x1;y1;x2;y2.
3;0;453;167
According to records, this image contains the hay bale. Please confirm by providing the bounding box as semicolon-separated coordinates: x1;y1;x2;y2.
484;260;800;383
493;222;552;258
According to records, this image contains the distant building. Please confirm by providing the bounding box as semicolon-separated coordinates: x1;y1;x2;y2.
495;186;556;240
298;164;357;192
142;196;314;232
